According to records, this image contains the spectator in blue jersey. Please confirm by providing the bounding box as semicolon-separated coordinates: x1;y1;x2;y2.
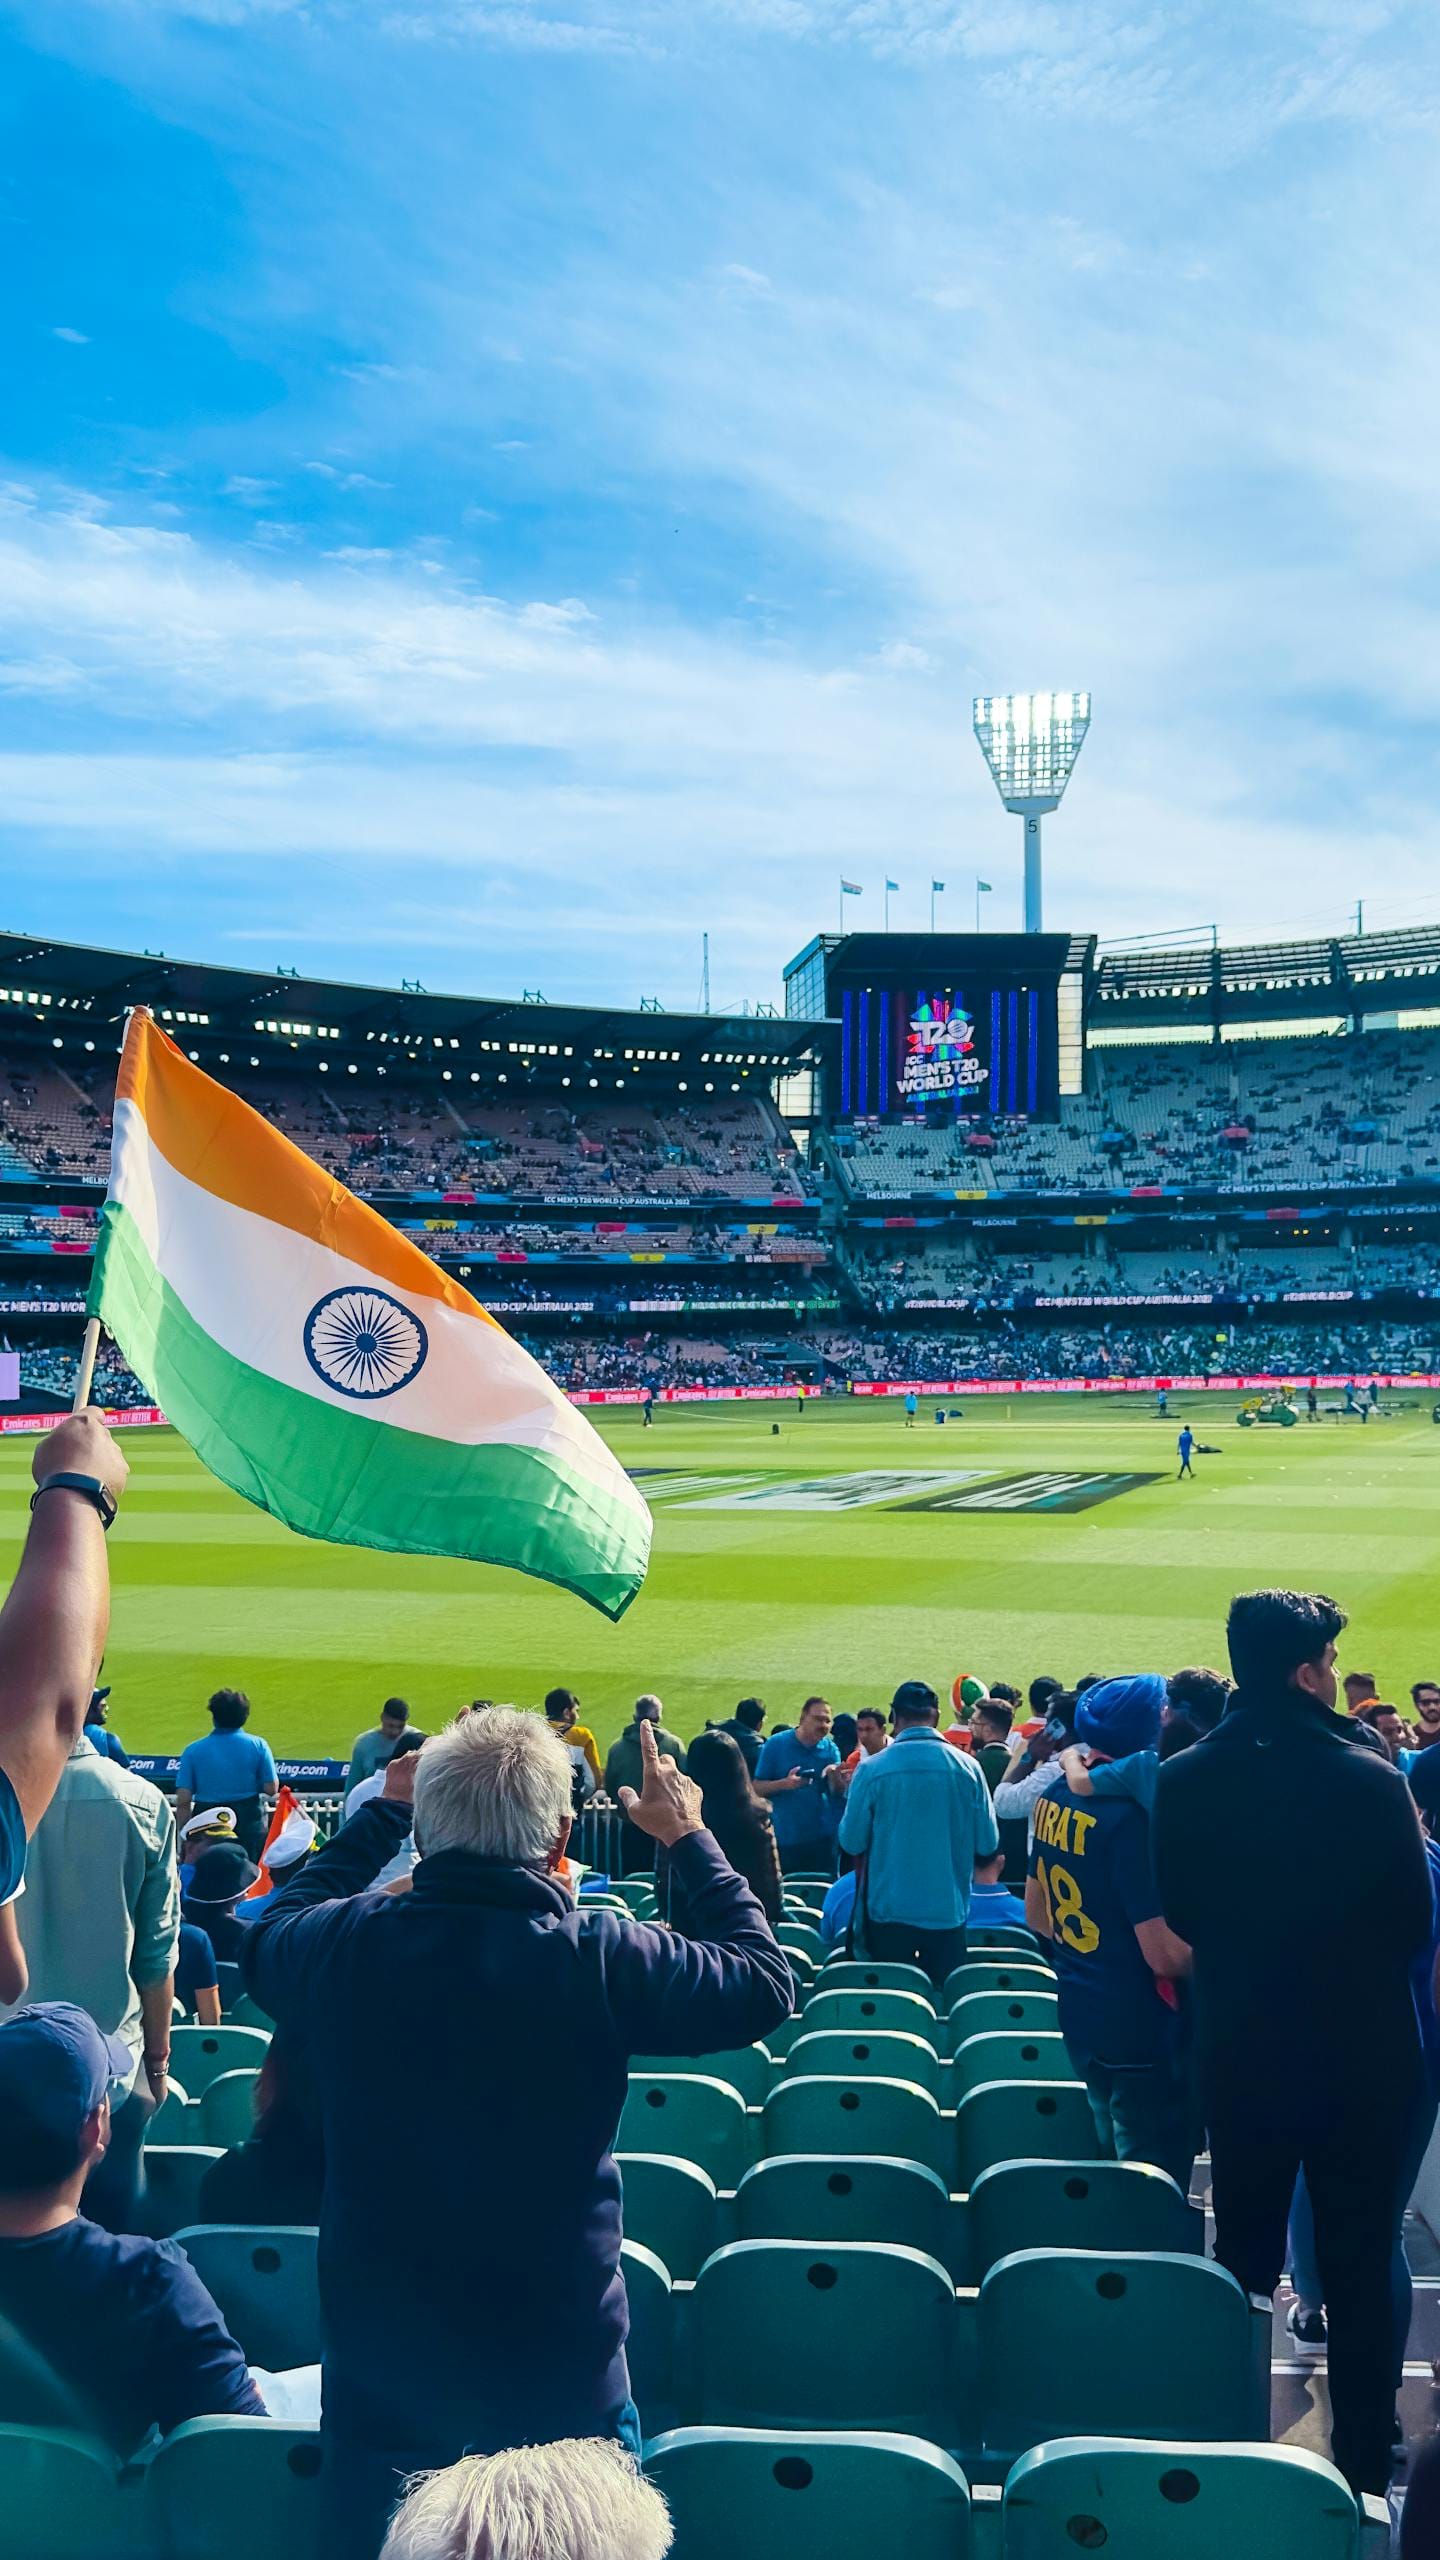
0;1412;125;2008
174;1691;277;1864
0;2002;265;2452
1027;1673;1195;2189
754;1696;843;1874
83;1687;128;1767
968;1845;1028;1931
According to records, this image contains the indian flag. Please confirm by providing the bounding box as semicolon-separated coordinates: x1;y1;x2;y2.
88;1012;651;1619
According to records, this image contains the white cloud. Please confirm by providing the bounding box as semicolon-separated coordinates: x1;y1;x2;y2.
51;326;90;345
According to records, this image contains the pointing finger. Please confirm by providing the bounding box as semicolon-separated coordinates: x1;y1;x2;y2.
639;1719;658;1771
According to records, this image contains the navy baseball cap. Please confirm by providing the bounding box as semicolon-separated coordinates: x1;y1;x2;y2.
0;2003;131;2145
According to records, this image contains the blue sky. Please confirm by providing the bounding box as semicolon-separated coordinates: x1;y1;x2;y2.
1;0;1437;1010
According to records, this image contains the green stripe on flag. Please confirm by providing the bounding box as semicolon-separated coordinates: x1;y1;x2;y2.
90;1201;648;1620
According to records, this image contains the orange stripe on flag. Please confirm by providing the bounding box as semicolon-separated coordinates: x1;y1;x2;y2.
118;1012;497;1323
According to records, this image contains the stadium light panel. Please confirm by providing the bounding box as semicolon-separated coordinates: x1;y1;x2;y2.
973;689;1091;932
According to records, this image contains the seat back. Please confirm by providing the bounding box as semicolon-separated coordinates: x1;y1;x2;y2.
616;2155;719;2283
138;2147;228;2240
145;2419;323;2558
1001;2436;1369;2560
818;1961;935;1997
785;2030;941;2099
944;1960;1054;2006
953;2080;1095;2188
630;2048;774;2108
963;1924;1039;1955
951;2032;1069;2100
618;2076;753;2187
691;2242;957;2436
968;2161;1203;2280
168;2026;271;2099
777;1923;827;1965
798;1989;940;2048
197;2070;262;2150
620;2240;673;2419
173;2227;320;2369
948;1989;1059;2048
0;2424;125;2560
214;1961;243;2014
736;2155;951;2260
646;2427;973;2560
978;2252;1269;2460
763;2076;945;2176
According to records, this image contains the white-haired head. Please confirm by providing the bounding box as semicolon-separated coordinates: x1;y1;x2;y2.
412;1707;573;1866
380;2439;672;2560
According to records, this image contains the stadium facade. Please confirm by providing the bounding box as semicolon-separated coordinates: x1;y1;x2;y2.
1;922;1440;1411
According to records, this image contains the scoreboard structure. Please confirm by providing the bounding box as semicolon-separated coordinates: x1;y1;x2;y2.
826;931;1089;1122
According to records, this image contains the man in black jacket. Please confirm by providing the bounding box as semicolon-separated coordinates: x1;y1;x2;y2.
244;1706;791;2560
1153;1588;1433;2497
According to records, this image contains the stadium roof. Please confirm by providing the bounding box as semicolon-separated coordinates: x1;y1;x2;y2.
0;931;828;1076
1092;921;1440;1030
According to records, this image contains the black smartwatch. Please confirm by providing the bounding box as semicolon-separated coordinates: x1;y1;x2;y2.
31;1473;118;1532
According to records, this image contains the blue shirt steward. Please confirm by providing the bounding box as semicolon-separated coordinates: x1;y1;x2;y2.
839;1725;999;1933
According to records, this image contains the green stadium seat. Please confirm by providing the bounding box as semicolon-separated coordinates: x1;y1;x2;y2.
819;1961;935;1997
610;1880;658;1916
0;2425;128;2560
977;2253;1271;2462
795;1988;941;2048
689;2242;957;2436
139;2146;227;2239
145;2082;199;2145
213;1961;243;2012
646;2427;974;2560
223;1991;274;2032
1001;2437;1388;2560
964;1924;1038;1955
948;1989;1059;2047
780;1873;832;1890
618;2075;753;2187
967;2161;1203;2281
630;2048;775;2108
785;2029;942;2099
763;2075;946;2176
620;2239;673;2421
951;2031;1069;2101
943;1958;1054;2007
617;2155;719;2282
777;1923;826;1965
953;2080;1095;2189
144;2419;323;2558
168;2025;271;2098
197;2070;261;2150
735;2155;951;2260
173;2226;320;2369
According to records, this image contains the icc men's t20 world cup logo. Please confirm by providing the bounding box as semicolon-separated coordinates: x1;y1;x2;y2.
899;995;988;1102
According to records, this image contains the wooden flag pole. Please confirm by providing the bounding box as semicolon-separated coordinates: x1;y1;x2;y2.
73;1316;101;1415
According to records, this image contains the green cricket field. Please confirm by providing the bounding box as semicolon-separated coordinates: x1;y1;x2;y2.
3;1390;1435;1758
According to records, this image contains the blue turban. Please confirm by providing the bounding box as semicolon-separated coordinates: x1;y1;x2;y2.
1075;1674;1167;1760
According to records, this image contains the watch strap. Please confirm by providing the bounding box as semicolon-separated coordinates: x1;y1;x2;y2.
30;1472;118;1530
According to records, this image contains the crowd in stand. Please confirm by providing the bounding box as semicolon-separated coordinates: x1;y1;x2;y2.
0;1060;811;1205
4;1421;1440;2547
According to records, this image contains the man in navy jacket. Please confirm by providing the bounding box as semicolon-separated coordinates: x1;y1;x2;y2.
243;1707;791;2560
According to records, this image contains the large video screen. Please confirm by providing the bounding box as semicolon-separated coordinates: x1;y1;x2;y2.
829;933;1068;1120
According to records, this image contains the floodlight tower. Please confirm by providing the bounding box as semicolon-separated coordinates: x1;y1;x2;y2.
973;691;1091;932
